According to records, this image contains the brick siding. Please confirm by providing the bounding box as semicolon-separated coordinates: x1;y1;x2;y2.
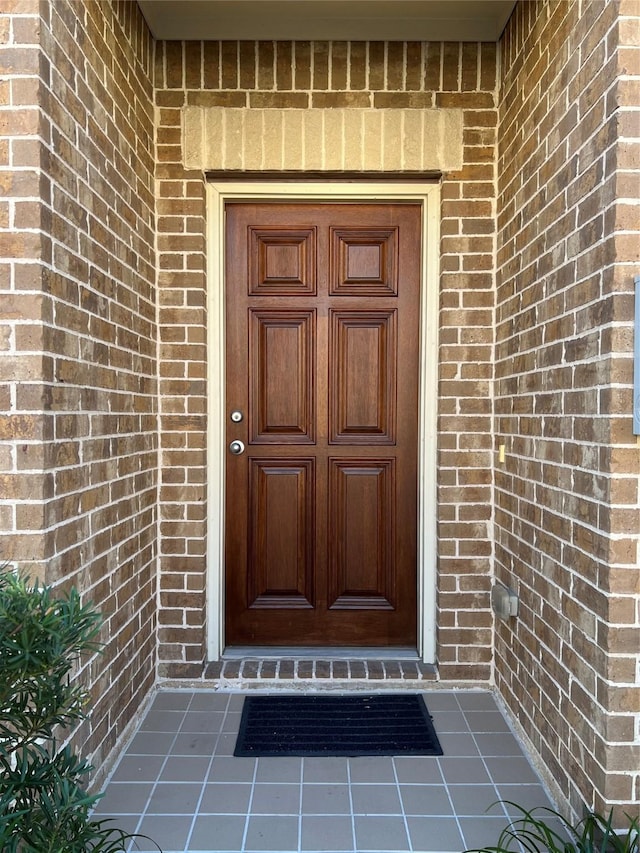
496;0;640;816
154;39;498;681
0;0;157;773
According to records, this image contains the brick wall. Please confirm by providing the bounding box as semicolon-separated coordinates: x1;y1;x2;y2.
496;0;640;816
154;40;498;679
0;0;157;773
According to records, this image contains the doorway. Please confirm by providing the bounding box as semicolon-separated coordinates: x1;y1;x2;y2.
206;183;440;661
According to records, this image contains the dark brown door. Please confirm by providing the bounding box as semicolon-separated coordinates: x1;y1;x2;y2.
225;202;421;647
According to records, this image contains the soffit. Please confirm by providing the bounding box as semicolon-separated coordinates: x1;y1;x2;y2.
137;0;516;42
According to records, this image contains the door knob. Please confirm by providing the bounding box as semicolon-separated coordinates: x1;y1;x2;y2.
229;440;245;455
230;411;243;423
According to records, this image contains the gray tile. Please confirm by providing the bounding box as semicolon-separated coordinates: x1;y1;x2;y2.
222;711;243;733
459;815;513;850
406;816;464;852
420;692;460;712
430;711;468;733
250;783;301;815
301;815;355;851
464;711;512;733
140;710;185;732
110;754;166;782
180;712;226;733
90;813;141;837
351;784;402;815
256;756;303;783
303;757;349;783
455;692;499;712
448;784;504;816
128;732;175;755
348;756;396;783
188;814;246;851
208;756;256;783
301;783;351;815
485;756;542;784
399;784;453;816
136;814;191;850
146;782;203;814
189;692;234;712
498;785;555;813
244;815;299;851
93;783;153;815
354;815;410;851
170;733;218;756
439;757;492;785
394;757;444;784
437;732;480;757
212;733;237;755
160;756;211;783
199;782;252;814
151;691;194;711
474;733;525;756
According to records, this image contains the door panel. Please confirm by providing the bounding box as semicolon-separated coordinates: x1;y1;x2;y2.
249;310;316;442
225;202;421;647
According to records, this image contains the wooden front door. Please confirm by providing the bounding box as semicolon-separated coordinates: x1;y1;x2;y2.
225;202;421;647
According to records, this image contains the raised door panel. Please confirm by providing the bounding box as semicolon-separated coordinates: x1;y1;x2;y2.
249;309;316;443
329;310;397;444
249;227;316;295
248;459;315;609
330;227;398;296
328;459;395;610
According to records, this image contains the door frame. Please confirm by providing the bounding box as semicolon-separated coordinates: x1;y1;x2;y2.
206;181;441;663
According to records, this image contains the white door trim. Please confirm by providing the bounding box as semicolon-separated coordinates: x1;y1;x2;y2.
206;181;440;664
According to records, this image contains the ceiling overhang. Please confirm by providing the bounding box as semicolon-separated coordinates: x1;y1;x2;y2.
137;1;516;42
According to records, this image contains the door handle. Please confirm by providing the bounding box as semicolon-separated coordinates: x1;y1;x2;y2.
230;411;243;423
229;440;245;455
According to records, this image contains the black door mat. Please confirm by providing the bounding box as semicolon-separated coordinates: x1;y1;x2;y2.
234;694;443;757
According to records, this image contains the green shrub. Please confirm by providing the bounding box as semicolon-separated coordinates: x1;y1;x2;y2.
0;569;159;852
466;803;639;853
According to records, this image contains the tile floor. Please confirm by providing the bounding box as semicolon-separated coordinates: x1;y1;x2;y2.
94;689;555;853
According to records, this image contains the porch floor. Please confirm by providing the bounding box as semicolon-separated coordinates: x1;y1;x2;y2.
94;689;554;853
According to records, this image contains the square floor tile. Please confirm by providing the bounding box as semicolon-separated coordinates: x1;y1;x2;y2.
348;757;396;783
447;784;503;816
93;782;153;814
420;692;460;712
250;783;301;815
354;815;410;851
459;815;513;849
437;732;480;757
301;783;351;815
190;692;235;712
244;815;299;852
110;754;166;782
399;784;453;816
351;784;402;815
180;712;226;733
301;815;355;851
394;757;443;784
135;814;192;851
128;732;175;755
160;756;211;783
200;783;252;814
430;711;468;733
464;711;512;733
140;710;185;732
256;757;303;783
303;757;349;783
208;756;257;783
406;816;464;852
170;733;219;756
146;782;203;814
439;756;492;785
485;756;542;784
151;691;194;711
456;692;499;712
498;785;555;813
474;733;525;756
188;814;247;851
